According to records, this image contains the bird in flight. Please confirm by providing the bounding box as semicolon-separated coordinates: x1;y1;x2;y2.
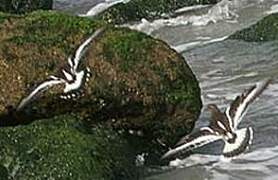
161;79;271;160
17;28;105;111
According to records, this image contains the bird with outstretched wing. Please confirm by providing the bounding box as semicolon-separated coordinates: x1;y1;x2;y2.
17;28;105;111
162;79;271;160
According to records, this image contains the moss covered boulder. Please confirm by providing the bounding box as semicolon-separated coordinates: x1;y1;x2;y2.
0;10;201;173
96;0;218;24
229;13;278;42
0;115;136;180
0;0;53;14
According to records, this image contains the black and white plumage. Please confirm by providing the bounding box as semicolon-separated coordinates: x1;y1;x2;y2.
162;79;271;160
17;28;105;111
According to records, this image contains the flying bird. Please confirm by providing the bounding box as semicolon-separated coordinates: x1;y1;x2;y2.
17;28;105;111
161;79;271;160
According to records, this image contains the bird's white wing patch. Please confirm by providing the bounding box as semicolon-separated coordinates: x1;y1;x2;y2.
225;106;235;131
223;127;253;158
63;70;85;93
72;28;105;71
17;77;64;111
161;132;222;160
226;80;270;129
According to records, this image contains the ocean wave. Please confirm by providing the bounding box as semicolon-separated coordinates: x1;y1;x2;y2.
266;4;278;15
123;0;238;35
172;36;228;52
167;146;278;179
174;4;211;14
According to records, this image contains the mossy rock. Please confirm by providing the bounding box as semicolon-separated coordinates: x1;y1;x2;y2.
96;0;218;24
229;13;278;42
0;11;201;164
0;0;53;14
0;115;136;180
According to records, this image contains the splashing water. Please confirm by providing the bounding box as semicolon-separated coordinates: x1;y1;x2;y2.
123;0;240;35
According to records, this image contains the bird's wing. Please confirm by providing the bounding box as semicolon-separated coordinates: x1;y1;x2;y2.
225;79;271;129
72;28;105;71
207;104;234;134
161;128;222;160
222;127;253;158
17;77;64;111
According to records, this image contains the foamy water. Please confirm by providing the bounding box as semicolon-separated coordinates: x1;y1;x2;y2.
122;0;238;34
266;3;278;14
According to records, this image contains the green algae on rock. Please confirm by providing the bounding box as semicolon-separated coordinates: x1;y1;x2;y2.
0;11;201;165
0;12;15;24
0;115;136;180
229;13;278;42
96;0;218;24
0;0;53;14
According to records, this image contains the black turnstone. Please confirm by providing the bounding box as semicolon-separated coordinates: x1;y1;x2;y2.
17;28;105;111
161;79;271;160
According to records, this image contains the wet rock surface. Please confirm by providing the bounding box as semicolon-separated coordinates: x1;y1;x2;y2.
229;13;278;42
96;0;219;24
0;0;53;14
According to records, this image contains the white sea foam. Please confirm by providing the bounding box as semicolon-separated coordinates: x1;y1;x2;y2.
169;154;220;168
209;146;278;179
174;4;210;14
266;4;278;15
124;0;238;35
169;146;278;179
243;146;278;161
123;16;190;35
172;36;228;52
189;0;238;26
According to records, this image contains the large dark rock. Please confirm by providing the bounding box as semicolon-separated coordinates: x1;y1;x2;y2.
229;13;278;42
0;10;202;178
96;0;218;24
0;0;53;14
